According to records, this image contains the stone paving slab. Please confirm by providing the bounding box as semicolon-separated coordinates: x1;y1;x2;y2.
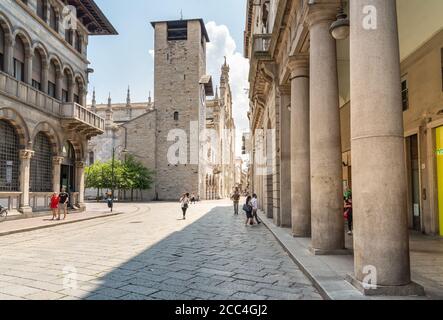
258;210;441;300
0;201;321;300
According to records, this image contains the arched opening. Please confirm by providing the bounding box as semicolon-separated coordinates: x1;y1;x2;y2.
47;59;57;98
32;49;43;91
88;151;94;165
49;5;58;32
0;120;20;192
74;77;81;104
61;141;76;194
0;25;5;72
30;132;53;192
62;68;72;102
75;31;82;54
13;35;25;82
174;111;179;121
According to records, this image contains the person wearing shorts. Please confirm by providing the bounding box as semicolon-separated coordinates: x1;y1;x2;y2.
58;188;69;220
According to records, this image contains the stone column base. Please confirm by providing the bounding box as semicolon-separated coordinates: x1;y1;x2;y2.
346;274;426;297
78;203;86;212
19;206;33;215
309;247;352;256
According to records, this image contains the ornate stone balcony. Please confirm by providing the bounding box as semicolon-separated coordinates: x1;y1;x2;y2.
0;71;62;115
61;102;105;138
252;33;272;60
0;71;104;139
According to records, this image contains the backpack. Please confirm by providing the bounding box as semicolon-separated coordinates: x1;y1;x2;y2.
243;203;252;213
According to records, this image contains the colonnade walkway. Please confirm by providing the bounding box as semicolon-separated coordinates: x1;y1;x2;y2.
258;211;443;300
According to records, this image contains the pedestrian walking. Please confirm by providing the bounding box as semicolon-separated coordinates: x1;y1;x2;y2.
251;193;261;224
344;193;353;235
190;193;196;204
180;193;190;220
58;187;69;220
243;196;254;226
50;192;59;221
231;187;241;215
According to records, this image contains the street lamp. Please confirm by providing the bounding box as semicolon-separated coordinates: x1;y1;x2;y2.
330;2;350;40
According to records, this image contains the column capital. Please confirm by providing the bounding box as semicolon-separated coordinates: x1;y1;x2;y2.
306;1;340;27
4;35;14;46
76;161;86;168
20;150;34;160
288;55;310;79
277;84;291;95
53;156;64;165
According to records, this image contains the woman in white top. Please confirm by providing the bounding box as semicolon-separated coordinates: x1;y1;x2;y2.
180;193;190;220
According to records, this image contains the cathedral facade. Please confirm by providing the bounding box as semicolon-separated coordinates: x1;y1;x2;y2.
87;19;237;201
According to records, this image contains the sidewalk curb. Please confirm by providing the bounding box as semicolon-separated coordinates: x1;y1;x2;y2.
257;210;333;300
0;212;124;237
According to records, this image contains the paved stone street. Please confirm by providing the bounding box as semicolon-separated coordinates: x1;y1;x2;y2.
0;200;322;300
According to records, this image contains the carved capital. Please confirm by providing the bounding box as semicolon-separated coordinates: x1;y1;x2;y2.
75;161;86;168
288;55;310;79
306;1;340;27
19;149;34;160
53;156;64;166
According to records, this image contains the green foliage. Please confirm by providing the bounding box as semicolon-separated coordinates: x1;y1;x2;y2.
85;156;154;194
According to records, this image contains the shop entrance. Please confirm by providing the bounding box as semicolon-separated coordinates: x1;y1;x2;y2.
435;127;443;236
407;134;421;231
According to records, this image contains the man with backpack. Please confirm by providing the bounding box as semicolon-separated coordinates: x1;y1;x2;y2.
231;187;241;215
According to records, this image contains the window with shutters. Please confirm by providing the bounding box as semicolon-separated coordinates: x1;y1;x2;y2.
401;76;409;111
167;21;188;41
48;61;57;98
32;50;42;91
13;37;25;82
49;6;58;32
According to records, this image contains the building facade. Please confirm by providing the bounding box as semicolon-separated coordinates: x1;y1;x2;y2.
245;0;443;295
88;19;237;201
0;0;116;216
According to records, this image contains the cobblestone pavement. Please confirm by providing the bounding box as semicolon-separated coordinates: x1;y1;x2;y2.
0;200;322;300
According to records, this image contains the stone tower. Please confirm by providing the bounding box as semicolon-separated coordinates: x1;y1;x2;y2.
151;19;210;200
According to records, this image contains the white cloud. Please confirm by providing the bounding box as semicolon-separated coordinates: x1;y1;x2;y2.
149;49;155;60
205;21;250;159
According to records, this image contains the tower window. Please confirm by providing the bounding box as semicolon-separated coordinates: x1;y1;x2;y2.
167;21;187;41
174;112;179;121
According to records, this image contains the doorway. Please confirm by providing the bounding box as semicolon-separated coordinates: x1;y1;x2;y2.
61;141;76;208
407;134;421;231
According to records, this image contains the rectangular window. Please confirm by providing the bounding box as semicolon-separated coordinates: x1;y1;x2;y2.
13;59;24;82
62;89;68;103
167;21;188;41
48;81;56;98
32;80;41;91
401;77;409;111
0;53;4;72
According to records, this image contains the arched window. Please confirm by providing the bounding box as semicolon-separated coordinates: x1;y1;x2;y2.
0;120;20;192
47;60;57;98
49;6;58;32
36;0;46;22
61;141;76;193
30;132;53;192
62;70;70;102
74;78;80;104
32;50;43;91
75;31;82;54
0;26;5;72
174;111;179;121
13;36;25;82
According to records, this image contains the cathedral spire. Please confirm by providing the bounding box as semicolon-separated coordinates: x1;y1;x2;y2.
105;93;113;124
126;86;131;106
215;86;219;100
91;88;96;113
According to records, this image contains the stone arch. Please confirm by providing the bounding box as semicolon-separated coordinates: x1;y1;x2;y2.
65;136;83;162
74;73;86;94
31;122;61;155
32;42;49;66
0;107;30;149
0;12;13;40
48;53;62;75
62;64;75;79
12;27;32;57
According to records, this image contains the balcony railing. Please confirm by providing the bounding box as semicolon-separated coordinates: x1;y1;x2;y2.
0;71;104;138
61;102;105;137
0;71;62;115
252;33;272;58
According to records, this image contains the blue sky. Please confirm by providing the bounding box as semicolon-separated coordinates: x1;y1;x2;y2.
88;0;250;157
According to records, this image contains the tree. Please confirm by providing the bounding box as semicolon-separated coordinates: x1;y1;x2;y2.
85;156;154;202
